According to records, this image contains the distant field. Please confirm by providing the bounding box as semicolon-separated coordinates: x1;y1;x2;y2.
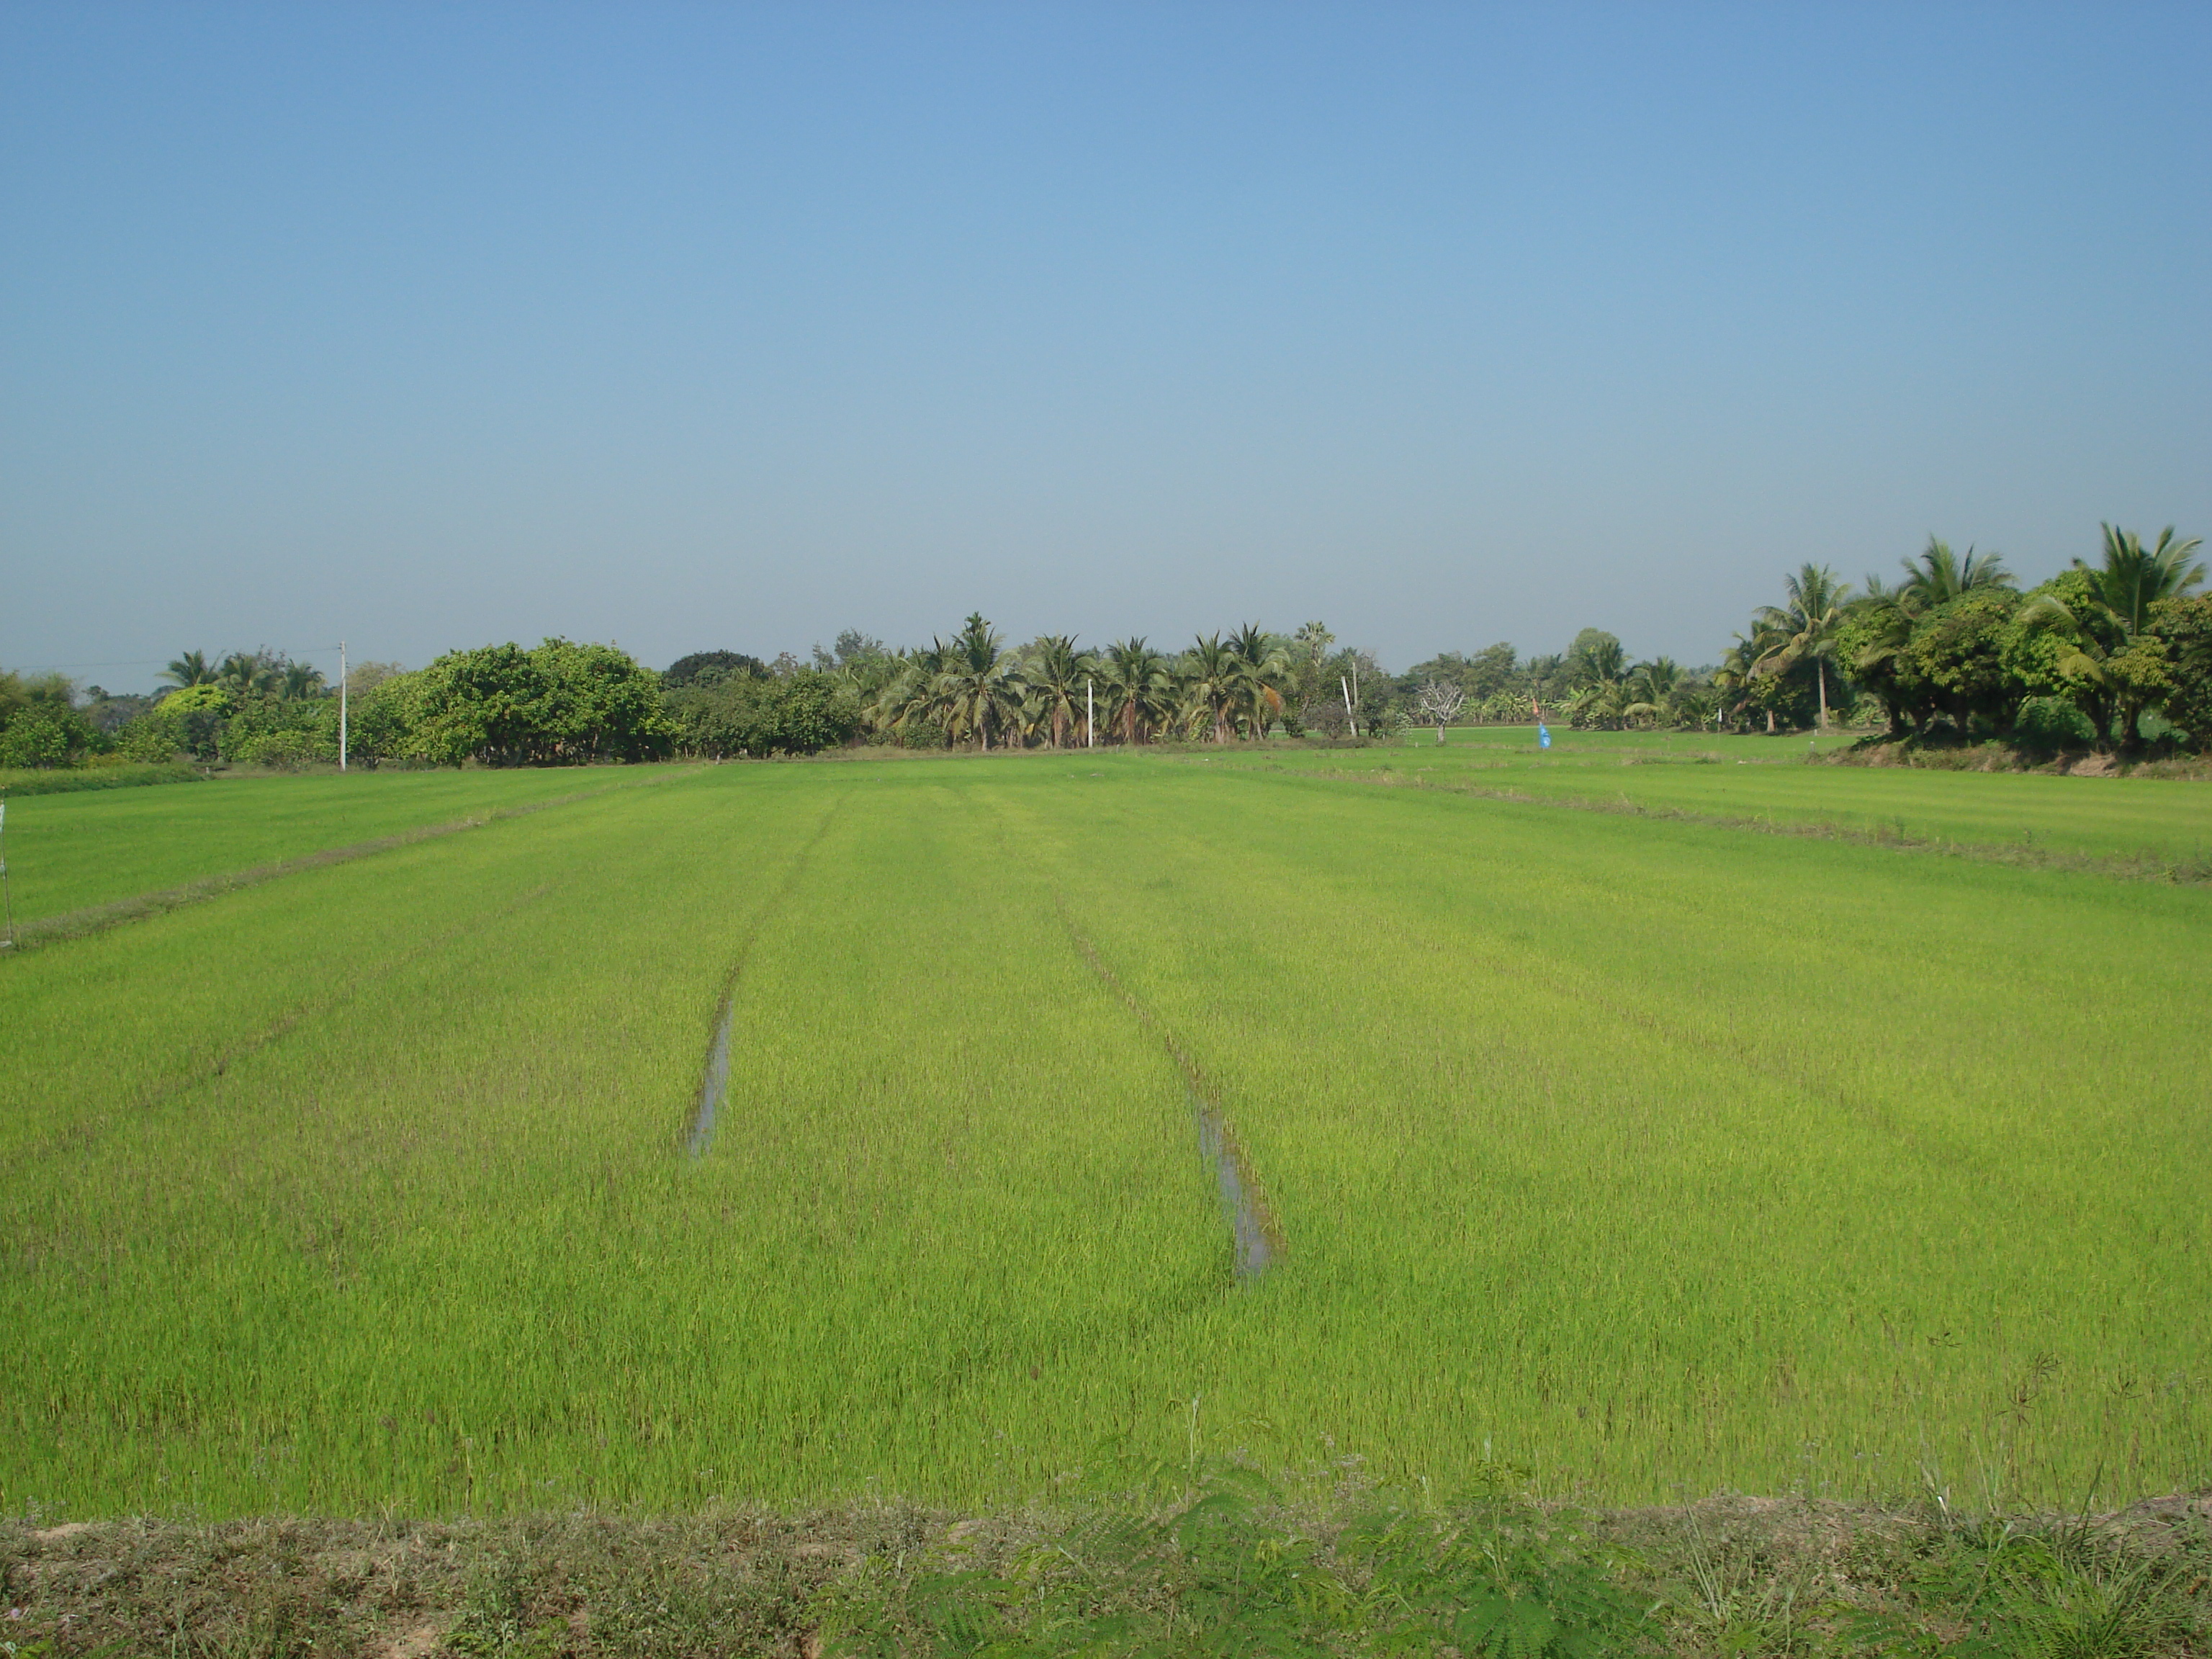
1231;726;2212;867
3;750;2206;1519
0;766;685;922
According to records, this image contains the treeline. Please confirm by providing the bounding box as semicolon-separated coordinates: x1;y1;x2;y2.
1709;524;2210;753
0;642;673;772
4;523;2204;771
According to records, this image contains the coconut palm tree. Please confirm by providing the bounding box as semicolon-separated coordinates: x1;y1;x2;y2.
1622;657;1681;727
2021;523;2206;749
932;613;1022;750
1716;625;1786;732
1899;539;2013;611
1226;624;1287;739
1754;563;1853;731
1179;634;1243;744
217;650;278;700
1846;588;1919;737
1021;636;1093;748
869;642;946;743
161;649;215;688
1568;634;1628;688
1099;638;1172;745
1567;676;1630;729
1524;654;1563;718
279;661;327;701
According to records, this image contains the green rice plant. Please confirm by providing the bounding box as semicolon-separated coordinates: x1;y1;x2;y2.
1;752;2206;1521
0;764;686;922
1208;728;2212;868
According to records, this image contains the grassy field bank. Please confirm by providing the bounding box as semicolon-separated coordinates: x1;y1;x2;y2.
8;1488;2208;1655
2;751;2206;1527
0;760;204;797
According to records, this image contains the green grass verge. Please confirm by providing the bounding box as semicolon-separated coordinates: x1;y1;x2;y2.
4;753;2207;1523
0;761;203;796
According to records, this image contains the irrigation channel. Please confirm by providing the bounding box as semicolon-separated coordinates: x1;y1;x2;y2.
688;1002;733;1159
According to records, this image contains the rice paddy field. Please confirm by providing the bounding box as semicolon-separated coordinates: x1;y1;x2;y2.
3;745;2207;1521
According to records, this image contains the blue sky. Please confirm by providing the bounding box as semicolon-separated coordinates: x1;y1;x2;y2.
4;3;2206;687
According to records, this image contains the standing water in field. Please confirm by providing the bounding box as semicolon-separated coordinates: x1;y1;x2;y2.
688;998;735;1157
1195;1093;1274;1282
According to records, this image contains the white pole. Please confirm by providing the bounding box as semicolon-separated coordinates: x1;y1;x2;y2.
1086;678;1094;748
0;799;13;950
1341;674;1357;738
338;640;348;772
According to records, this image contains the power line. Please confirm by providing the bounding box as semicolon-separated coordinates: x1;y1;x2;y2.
7;646;350;676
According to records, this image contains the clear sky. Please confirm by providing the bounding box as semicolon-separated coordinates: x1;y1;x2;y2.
4;3;2206;688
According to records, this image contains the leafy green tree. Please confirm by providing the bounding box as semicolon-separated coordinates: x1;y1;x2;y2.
2149;594;2212;746
667;667;857;757
664;651;768;690
812;630;888;673
0;672;96;769
530;639;673;761
1903;590;2022;736
399;639;672;765
1466;642;1520;700
147;681;235;760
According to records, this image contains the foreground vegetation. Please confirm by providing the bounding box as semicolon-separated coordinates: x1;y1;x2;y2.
5;752;2206;1537
6;1482;2208;1656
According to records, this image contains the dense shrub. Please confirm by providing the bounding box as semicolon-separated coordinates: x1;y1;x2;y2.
378;639;674;766
666;667;860;757
2014;694;2098;752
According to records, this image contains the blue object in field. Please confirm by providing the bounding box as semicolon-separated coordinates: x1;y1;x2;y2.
1538;724;1551;749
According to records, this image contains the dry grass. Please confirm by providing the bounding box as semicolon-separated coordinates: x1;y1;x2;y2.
1;1487;2204;1655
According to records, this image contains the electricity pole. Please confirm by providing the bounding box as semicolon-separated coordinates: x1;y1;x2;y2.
338;640;348;771
1086;678;1094;747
